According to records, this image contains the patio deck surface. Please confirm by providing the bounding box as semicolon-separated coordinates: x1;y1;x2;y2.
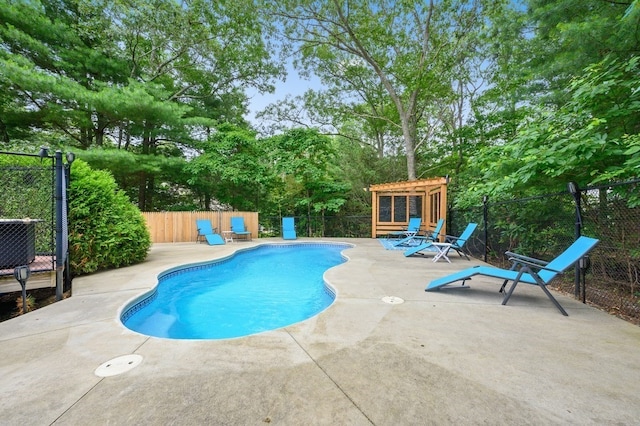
1;238;640;425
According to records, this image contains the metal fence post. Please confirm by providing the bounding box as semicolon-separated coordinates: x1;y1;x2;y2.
64;152;74;294
568;182;582;298
55;151;64;300
483;195;489;263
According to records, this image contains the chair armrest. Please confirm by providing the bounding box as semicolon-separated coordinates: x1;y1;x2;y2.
507;255;563;274
505;251;549;267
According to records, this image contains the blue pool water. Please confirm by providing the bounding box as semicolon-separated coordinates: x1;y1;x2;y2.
121;243;349;340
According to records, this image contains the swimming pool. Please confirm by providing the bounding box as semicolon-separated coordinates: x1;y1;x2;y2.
121;243;350;340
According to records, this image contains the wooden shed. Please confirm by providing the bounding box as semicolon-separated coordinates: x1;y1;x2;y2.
369;177;448;239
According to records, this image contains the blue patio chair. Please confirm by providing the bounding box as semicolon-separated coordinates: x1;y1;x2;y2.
387;217;422;239
231;216;252;241
196;219;224;245
425;236;600;316
282;217;297;240
394;218;444;247
425;218;445;242
405;222;477;260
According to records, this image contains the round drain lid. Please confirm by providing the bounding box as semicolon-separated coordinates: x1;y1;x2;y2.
95;354;143;377
382;296;404;305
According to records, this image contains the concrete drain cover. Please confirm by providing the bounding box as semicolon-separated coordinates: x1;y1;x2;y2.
382;296;404;305
95;354;143;377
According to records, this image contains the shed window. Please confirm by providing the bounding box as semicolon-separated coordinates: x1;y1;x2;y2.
379;196;392;222
393;196;407;222
409;195;423;219
430;192;441;223
379;194;423;223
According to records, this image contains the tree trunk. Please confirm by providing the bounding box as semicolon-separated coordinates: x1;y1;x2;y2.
399;110;418;181
146;175;155;211
138;171;147;210
117;126;123;149
307;191;312;237
94;113;108;147
138;130;153;210
0;118;9;144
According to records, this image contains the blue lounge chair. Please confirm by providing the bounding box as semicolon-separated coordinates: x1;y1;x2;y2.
426;236;600;316
196;219;225;245
282;217;297;240
231;216;252;241
388;217;422;239
394;218;444;247
405;222;477;260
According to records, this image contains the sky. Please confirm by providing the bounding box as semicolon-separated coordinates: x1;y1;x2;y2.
245;62;323;126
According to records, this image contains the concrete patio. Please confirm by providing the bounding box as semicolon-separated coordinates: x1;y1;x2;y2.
1;238;639;425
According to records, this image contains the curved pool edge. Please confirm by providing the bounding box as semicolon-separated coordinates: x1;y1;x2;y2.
118;240;355;339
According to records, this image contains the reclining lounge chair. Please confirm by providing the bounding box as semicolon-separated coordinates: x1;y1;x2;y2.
405;222;477;259
196;219;225;245
231;216;252;241
425;236;600;316
282;217;297;240
387;217;422;240
394;218;444;247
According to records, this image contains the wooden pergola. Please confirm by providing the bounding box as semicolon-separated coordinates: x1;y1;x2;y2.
369;177;448;239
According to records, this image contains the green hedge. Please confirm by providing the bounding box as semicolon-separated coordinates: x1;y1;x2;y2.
68;160;150;275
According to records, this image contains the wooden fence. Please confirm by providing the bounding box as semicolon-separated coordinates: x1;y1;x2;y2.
142;211;259;243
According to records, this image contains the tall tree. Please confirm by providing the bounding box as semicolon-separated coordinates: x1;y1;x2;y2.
261;0;508;181
265;128;349;223
185;124;274;211
1;0;284;210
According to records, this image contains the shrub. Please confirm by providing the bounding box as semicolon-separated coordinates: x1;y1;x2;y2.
68;160;151;275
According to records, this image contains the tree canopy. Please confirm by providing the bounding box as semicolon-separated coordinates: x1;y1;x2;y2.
1;0;639;218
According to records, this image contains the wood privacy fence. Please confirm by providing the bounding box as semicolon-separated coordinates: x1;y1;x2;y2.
142;211;259;243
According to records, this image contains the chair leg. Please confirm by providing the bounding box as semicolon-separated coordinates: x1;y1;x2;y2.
500;263;519;293
454;248;470;260
502;268;569;316
502;269;526;306
450;245;470;260
502;281;519;305
538;284;569;316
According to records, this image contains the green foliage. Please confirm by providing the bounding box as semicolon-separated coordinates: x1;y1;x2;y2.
0;0;281;146
264;128;350;217
186;124;273;211
454;55;640;208
489;196;575;256
76;147;193;211
525;0;637;104
2;0;639;223
0;0;283;210
68;160;150;275
261;0;510;180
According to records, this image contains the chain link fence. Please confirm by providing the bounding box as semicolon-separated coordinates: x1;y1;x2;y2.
0;151;73;302
579;181;640;323
449;179;640;325
259;215;371;238
0;162;55;278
